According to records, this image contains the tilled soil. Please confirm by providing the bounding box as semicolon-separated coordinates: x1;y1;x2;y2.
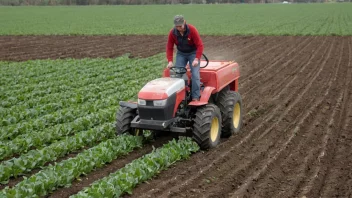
0;35;167;61
1;35;351;198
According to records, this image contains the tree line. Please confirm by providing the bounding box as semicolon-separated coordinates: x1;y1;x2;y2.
0;0;347;5
0;0;238;5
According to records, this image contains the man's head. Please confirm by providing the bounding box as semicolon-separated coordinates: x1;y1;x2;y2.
174;15;186;32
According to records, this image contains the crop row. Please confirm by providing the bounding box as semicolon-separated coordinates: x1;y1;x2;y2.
0;90;118;139
71;137;199;198
0;136;199;198
0;135;143;198
0;104;116;160
0;59;135;106
0;54;164;131
0;122;116;184
1;80;124;126
0;55;130;90
0;56;162;110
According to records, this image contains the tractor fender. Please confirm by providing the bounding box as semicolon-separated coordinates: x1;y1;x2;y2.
188;87;216;106
119;101;138;109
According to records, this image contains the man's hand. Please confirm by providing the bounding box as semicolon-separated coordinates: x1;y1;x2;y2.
167;61;173;68
192;58;199;67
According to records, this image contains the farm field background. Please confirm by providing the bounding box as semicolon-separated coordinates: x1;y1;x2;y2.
0;3;352;36
1;3;352;198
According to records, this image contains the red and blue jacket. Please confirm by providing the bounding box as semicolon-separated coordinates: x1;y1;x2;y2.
166;24;204;62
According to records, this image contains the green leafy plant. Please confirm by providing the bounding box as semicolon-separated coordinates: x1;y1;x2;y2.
0;135;143;198
71;137;199;198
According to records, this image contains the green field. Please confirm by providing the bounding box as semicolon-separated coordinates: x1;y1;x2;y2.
0;3;351;36
1;2;352;198
0;54;187;197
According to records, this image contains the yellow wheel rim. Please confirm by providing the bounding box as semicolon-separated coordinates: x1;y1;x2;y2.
233;103;241;128
210;117;219;142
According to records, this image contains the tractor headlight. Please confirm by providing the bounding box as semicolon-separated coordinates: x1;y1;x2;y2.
138;99;146;105
153;99;167;107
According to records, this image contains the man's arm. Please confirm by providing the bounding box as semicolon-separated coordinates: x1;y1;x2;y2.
166;30;175;62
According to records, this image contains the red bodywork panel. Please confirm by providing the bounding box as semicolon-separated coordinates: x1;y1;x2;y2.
163;60;240;106
137;77;186;116
138;78;184;100
188;87;215;106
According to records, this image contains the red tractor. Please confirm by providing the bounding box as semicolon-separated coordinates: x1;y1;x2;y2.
116;55;243;149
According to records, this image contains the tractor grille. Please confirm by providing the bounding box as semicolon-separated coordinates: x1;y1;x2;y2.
138;93;176;121
138;107;172;120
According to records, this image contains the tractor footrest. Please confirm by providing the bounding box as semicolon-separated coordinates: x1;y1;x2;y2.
170;126;187;133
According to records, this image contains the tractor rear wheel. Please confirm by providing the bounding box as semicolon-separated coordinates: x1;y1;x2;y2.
216;90;243;137
116;106;142;136
192;104;222;149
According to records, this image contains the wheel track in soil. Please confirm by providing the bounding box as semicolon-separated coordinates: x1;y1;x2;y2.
291;37;349;198
121;36;331;197
241;36;314;108
255;37;332;141
235;36;302;85
234;36;295;84
320;36;352;198
230;36;337;197
220;36;313;123
241;36;313;91
229;37;346;198
208;36;300;100
265;36;346;198
305;36;352;198
242;36;328;120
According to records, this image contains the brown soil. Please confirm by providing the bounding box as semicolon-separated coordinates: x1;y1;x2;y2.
1;35;351;198
0;35;167;61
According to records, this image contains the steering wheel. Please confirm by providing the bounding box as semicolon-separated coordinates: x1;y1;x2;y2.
168;53;209;71
169;66;188;75
200;53;209;68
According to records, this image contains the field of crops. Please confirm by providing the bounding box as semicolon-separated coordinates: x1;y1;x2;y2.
0;3;352;36
0;54;202;197
1;3;352;198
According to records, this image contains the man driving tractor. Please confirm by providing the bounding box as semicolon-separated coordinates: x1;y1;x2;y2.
166;15;204;101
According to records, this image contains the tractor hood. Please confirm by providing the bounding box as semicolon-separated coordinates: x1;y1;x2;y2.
138;77;185;100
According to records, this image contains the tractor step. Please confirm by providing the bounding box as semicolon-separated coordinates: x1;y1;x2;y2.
170;126;187;133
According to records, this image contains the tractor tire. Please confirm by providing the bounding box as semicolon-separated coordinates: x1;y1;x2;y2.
216;90;243;137
116;106;142;136
192;104;222;150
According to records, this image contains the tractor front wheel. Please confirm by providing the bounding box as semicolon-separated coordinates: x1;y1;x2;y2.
116;106;142;136
192;104;222;149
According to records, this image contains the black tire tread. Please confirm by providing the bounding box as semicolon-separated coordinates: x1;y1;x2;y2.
116;106;136;135
216;90;243;137
192;104;221;149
